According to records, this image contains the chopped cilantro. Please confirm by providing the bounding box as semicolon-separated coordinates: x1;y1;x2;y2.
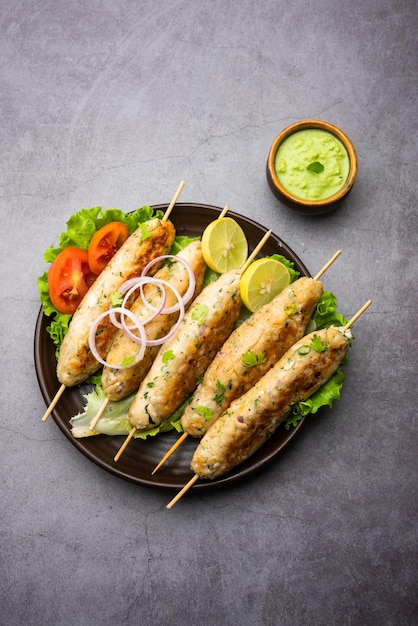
110;291;123;307
121;355;135;366
310;334;328;353
307;161;324;174
192;303;209;326
214;380;226;405
242;351;267;367
195;406;215;421
162;350;175;364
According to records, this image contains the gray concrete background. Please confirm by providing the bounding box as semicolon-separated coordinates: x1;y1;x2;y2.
1;1;417;625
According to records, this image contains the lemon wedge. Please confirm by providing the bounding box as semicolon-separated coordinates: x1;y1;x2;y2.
240;257;291;312
201;217;248;273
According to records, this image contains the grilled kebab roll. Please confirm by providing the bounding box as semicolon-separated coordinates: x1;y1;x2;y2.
181;276;323;437
192;325;351;480
101;241;206;401
57;218;176;386
128;268;243;431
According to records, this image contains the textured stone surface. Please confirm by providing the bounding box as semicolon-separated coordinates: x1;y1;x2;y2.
1;1;417;624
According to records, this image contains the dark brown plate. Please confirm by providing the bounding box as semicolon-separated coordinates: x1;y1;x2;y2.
34;203;310;491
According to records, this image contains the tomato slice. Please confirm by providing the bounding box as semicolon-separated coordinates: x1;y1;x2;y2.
88;221;130;275
48;247;98;314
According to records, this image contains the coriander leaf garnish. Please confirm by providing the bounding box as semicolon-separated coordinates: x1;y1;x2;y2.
162;350;175;364
242;350;267;367
195;406;214;421
192;303;209;326
307;161;324;174
121;355;135;366
214;380;226;405
110;291;123;307
310;334;328;353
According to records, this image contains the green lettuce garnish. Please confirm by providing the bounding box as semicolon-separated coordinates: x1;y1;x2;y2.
38;204;198;440
43;205;161;264
285;369;345;429
70;385;184;439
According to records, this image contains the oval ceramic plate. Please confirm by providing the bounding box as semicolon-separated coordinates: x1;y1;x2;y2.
34;203;310;491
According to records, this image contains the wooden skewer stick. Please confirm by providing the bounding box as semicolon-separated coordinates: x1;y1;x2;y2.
166;297;373;509
162;180;185;221
239;230;272;275
114;426;136;462
218;205;229;218
166;474;199;509
41;383;66;422
343;300;372;332
151;432;189;474
313;250;342;281
89;397;110;431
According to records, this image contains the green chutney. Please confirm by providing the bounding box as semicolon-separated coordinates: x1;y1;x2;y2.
275;128;350;201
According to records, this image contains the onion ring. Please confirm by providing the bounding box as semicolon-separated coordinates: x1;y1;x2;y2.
121;280;185;346
141;254;196;314
88;307;148;369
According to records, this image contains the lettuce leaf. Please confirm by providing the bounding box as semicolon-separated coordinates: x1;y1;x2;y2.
270;253;300;283
307;289;348;332
70;384;185;440
43;205;161;263
285;369;346;429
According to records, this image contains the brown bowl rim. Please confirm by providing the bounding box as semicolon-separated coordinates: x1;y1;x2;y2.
266;119;358;208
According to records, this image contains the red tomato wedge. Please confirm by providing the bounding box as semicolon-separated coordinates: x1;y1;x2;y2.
88;221;130;275
48;247;98;314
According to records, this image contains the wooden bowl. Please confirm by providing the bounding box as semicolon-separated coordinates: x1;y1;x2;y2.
266;119;357;215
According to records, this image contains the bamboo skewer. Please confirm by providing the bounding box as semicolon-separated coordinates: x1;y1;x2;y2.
166;474;199;509
151;249;343;474
166;298;373;509
41;383;66;422
152;432;188;474
343;299;372;331
313;249;342;280
41;181;186;423
162;180;185;221
113;227;272;463
114;425;137;462
89;397;110;431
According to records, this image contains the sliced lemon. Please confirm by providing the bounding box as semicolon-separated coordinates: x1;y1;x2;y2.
240;257;291;312
201;217;248;273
